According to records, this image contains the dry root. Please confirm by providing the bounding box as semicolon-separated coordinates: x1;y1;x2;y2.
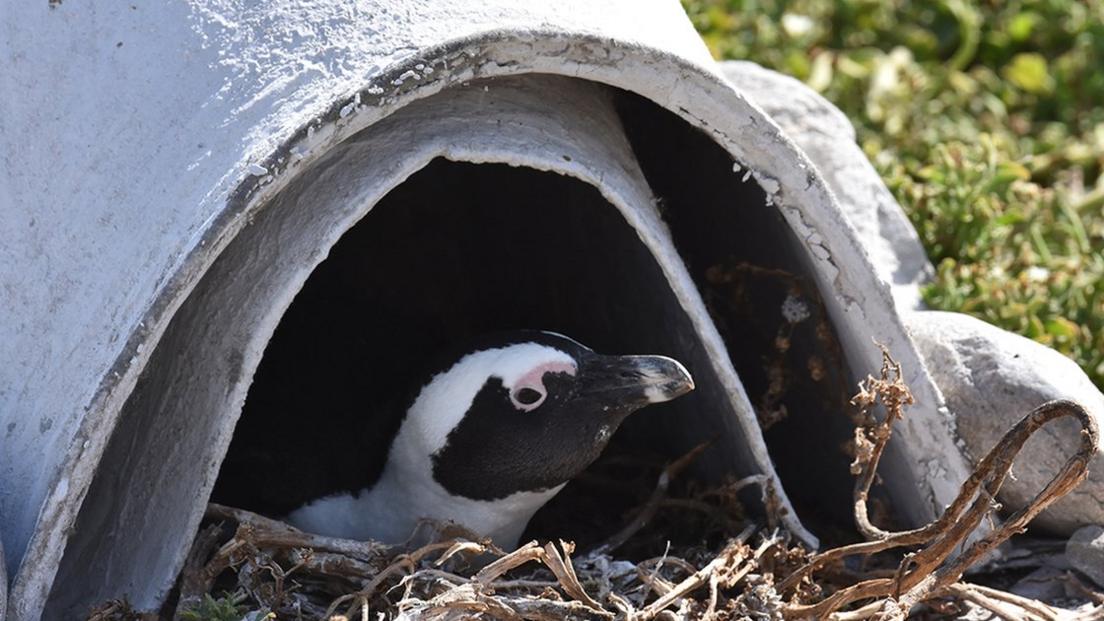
779;345;1101;620
164;441;784;620
165;504;775;620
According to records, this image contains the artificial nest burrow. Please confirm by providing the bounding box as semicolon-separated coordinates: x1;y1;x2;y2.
88;347;1102;621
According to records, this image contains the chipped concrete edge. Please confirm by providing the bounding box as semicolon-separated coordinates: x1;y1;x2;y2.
717;60;934;310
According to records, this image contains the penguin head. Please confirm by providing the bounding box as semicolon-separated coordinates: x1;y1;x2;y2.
390;331;695;502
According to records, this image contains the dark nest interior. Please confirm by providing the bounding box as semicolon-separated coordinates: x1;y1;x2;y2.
209;90;860;554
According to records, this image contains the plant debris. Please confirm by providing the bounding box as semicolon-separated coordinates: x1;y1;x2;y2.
779;346;1101;620
90;346;1103;620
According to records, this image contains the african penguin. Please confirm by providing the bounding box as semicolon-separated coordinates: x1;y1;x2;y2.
275;331;695;547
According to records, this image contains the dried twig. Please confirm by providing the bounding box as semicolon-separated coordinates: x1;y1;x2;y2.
473;541;545;584
633;528;763;620
944;582;1063;621
206;503;392;561
173;523;226;617
541;540;607;612
779;345;1099;620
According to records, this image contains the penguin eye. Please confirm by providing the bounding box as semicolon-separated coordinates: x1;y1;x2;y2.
512;387;545;409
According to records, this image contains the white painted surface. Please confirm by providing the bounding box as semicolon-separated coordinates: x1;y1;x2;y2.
908;310;1104;533
1;2;973;617
0;538;5;621
0;4;708;613
719;61;934;310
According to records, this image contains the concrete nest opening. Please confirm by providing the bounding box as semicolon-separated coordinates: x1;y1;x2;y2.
35;69;953;617
211;158;724;505
215;93;861;524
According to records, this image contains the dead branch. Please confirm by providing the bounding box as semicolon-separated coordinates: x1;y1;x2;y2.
849;344;914;542
779;345;1099;620
474;541;545;584
944;582;1062;621
323;539;468;619
541;540;607;612
633;533;766;620
172;523;226;617
206;503;393;562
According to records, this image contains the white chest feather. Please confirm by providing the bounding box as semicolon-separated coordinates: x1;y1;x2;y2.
284;464;563;546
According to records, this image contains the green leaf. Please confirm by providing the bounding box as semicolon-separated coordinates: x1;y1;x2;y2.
1002;53;1054;94
1008;12;1038;42
1046;317;1081;339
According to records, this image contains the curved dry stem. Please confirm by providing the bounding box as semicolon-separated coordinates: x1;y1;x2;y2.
883;401;1097;617
782;397;1097;619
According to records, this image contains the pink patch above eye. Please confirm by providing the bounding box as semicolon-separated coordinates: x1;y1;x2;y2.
511;360;576;411
519;361;577;385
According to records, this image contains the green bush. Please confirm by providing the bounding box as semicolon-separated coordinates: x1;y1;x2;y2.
685;0;1104;386
178;593;255;621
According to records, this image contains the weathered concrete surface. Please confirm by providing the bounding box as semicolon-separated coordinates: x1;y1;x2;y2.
42;74;821;618
2;2;973;617
907;310;1104;533
719;60;933;311
1066;525;1104;588
1;538;6;621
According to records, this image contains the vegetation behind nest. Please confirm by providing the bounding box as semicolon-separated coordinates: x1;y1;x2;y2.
685;0;1104;387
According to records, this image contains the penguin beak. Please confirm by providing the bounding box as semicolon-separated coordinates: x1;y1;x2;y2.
578;354;695;408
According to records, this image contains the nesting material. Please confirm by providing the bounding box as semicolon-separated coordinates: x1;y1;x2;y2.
90;349;1102;621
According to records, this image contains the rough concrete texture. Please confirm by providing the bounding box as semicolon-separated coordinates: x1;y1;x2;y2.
2;1;973;617
0;4;723;615
1;538;5;621
1066;525;1104;588
719;61;933;311
907;310;1104;533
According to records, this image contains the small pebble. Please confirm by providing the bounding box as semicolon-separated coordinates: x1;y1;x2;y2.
1066;524;1104;588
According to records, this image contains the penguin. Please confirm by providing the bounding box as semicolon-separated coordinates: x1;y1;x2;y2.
215;331;694;548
